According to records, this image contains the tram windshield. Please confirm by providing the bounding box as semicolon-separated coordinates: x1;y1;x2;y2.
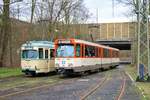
56;44;74;57
22;50;38;59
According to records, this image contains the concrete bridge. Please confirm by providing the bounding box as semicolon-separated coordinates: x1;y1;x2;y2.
96;40;132;64
96;40;131;50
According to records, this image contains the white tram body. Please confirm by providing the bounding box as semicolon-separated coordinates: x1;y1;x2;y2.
21;41;55;75
55;39;119;75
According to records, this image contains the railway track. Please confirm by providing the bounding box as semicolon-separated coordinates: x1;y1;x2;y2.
79;72;109;100
0;75;79;99
79;70;127;100
115;71;126;100
0;71;107;100
0;69;128;100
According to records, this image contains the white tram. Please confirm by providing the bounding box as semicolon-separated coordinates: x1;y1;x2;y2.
55;39;120;75
21;41;55;76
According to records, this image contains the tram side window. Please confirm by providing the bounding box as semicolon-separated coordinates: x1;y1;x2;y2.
112;51;115;58
99;48;102;57
50;49;54;59
115;51;118;57
81;45;84;57
112;51;119;58
103;49;109;58
85;45;96;57
95;47;98;57
85;45;91;57
91;46;96;57
45;50;48;59
85;46;88;57
76;44;80;57
39;48;43;59
116;51;119;57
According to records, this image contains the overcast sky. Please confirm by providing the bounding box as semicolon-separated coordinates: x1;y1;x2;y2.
0;0;135;23
84;0;134;23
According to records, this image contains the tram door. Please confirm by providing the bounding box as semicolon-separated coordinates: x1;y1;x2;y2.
48;49;55;71
44;49;49;72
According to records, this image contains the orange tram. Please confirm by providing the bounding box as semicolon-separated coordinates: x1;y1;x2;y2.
55;38;120;76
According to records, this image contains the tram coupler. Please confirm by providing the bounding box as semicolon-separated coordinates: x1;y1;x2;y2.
57;68;66;75
57;68;74;77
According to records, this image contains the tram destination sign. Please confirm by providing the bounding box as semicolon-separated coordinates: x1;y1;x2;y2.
24;46;33;49
58;40;71;44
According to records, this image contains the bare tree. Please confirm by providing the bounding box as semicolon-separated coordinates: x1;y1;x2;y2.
30;0;36;24
115;0;150;16
0;6;2;14
34;0;89;40
0;0;23;67
0;0;11;67
62;0;89;24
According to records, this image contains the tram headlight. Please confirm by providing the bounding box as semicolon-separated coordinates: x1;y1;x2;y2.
55;63;59;67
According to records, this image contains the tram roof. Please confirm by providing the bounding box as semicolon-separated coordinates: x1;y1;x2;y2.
56;39;119;51
22;41;54;48
75;39;119;51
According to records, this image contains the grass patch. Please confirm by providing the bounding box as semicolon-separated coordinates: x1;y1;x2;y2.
125;65;137;80
0;75;61;90
0;67;22;78
125;65;150;100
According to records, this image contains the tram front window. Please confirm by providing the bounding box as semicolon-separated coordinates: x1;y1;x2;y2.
22;50;38;59
56;44;74;57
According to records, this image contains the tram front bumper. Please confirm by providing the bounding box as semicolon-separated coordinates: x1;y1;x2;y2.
57;68;74;75
22;69;36;75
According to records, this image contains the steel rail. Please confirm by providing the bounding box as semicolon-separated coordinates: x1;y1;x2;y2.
79;72;109;100
115;71;126;100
